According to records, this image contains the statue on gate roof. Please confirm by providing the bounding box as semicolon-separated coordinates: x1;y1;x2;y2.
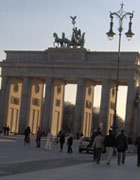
53;16;85;48
70;16;77;27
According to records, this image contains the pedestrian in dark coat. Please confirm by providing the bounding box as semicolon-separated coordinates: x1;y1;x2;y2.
135;134;140;167
6;126;10;136
24;126;31;145
67;133;73;153
116;130;128;165
36;127;42;148
104;130;116;165
59;131;65;151
3;126;7;136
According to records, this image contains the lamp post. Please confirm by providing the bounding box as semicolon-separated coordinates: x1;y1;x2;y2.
106;3;134;136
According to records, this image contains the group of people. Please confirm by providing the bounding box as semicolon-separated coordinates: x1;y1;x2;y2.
24;127;73;153
91;128;140;167
23;126;140;167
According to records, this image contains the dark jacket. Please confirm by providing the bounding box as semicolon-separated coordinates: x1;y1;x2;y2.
60;134;65;144
135;136;140;152
116;134;128;152
128;137;133;144
24;127;30;136
67;136;73;146
104;134;116;147
36;129;42;139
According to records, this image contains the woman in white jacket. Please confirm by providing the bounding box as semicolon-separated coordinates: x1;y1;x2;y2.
45;129;53;150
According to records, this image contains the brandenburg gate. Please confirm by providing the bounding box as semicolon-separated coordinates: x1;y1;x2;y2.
0;17;140;138
0;48;140;138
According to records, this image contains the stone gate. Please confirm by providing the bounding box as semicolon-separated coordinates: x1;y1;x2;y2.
0;48;140;138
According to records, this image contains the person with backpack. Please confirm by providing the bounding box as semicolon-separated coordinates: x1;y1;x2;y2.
135;134;140;167
116;130;128;165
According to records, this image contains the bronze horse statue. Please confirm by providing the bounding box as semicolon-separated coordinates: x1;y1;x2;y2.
53;33;64;47
53;31;85;48
77;32;85;48
62;32;85;48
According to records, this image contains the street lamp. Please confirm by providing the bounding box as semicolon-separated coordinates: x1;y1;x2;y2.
106;3;134;136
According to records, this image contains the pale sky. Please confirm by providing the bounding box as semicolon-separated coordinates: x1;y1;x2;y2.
0;0;139;120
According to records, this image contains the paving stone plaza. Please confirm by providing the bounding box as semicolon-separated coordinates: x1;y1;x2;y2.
0;135;139;180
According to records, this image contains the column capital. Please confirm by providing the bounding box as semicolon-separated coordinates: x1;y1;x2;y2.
77;79;85;86
45;77;54;84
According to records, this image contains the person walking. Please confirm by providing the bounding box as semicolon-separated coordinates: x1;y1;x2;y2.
3;126;7;136
116;130;128;165
92;131;104;164
104;130;116;165
24;126;31;145
44;129;53;151
67;133;73;153
128;136;133;153
135;134;140;167
91;127;101;161
76;132;80;140
36;127;42;148
59;131;65;152
6;126;10;136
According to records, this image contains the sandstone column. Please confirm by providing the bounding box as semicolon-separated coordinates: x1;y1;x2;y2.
137;102;140;136
125;79;138;136
82;81;94;137
99;79;115;135
42;78;54;132
0;76;9;130
74;79;86;135
133;99;140;139
18;77;31;134
51;80;65;136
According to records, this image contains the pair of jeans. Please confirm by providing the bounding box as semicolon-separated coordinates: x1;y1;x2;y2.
67;145;73;153
60;142;64;151
117;151;126;164
106;147;114;164
95;148;102;163
36;137;41;147
137;150;140;166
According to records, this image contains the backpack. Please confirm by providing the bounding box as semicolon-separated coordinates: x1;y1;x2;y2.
117;135;127;151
